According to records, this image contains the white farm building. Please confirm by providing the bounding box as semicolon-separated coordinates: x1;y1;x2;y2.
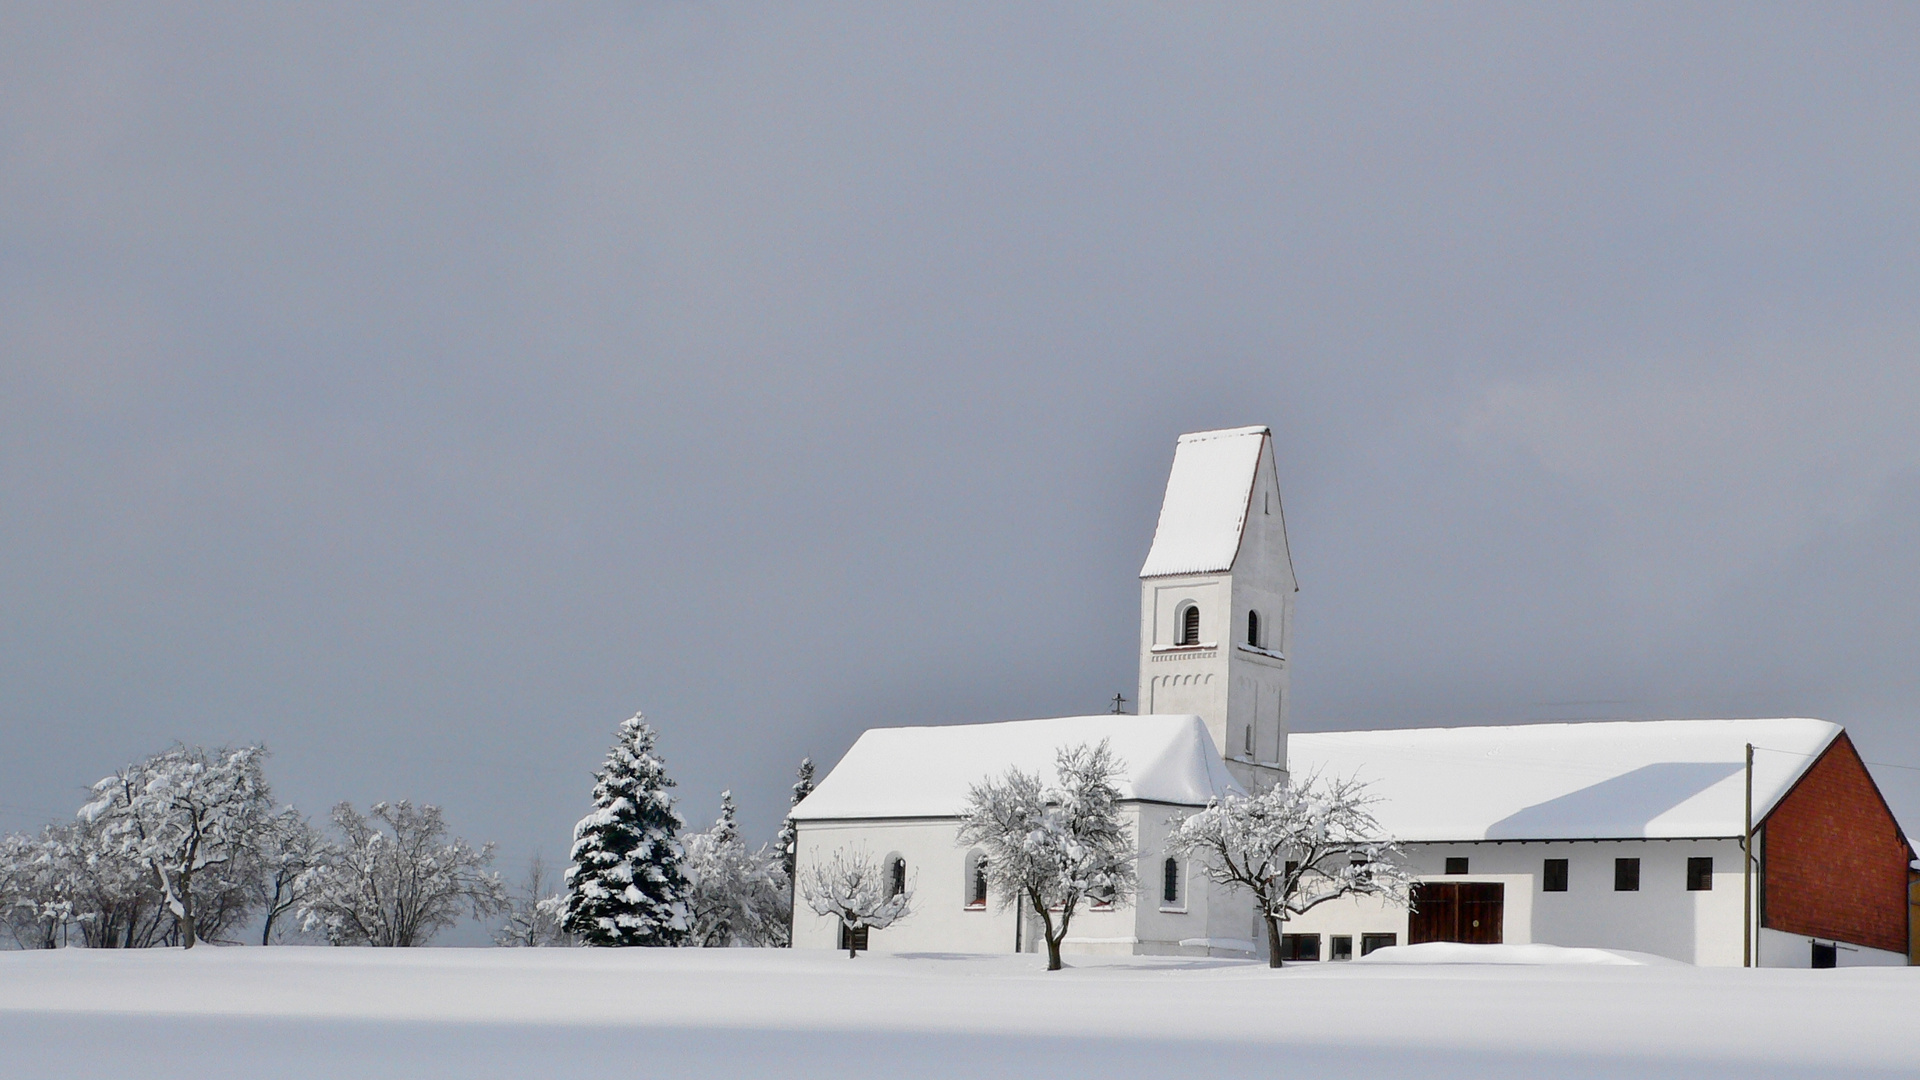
787;426;1916;966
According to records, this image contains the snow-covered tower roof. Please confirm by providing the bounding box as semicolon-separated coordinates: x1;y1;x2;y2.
1139;425;1273;578
789;714;1242;821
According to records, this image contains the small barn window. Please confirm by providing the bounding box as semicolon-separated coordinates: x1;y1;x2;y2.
1445;857;1469;875
1687;856;1713;891
1162;857;1181;905
886;854;907;898
1361;933;1397;956
1614;857;1640;892
1543;858;1568;892
1247;610;1261;647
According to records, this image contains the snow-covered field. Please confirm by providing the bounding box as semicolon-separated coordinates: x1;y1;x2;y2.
2;946;1914;1078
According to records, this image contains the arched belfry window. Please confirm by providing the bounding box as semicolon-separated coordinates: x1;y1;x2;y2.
1178;604;1201;646
1163;857;1181;905
1247;610;1261;648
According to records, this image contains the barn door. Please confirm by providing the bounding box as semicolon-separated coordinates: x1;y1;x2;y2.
1408;882;1505;945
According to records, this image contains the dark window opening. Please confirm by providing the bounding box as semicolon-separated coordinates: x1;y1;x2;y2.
838;924;869;952
1284;860;1299;881
1614;857;1640;892
1280;933;1321;961
1179;605;1201;646
1687;856;1713;891
888;856;906;898
1543;858;1568;892
1361;933;1397;956
1811;941;1837;969
1162;857;1180;905
1243;725;1254;756
1445;857;1469;875
1247;610;1261;647
1329;935;1353;961
968;855;988;908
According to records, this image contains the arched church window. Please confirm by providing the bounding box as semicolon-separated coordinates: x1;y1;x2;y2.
965;850;988;908
1243;724;1254;757
887;854;907;898
1163;857;1181;905
1178;604;1201;646
1247;610;1261;648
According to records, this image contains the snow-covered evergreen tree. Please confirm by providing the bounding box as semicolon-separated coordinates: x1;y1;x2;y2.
957;740;1137;971
561;713;692;947
775;758;814;882
800;846;912;958
1169;772;1413;967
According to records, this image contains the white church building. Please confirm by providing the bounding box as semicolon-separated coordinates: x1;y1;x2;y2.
788;426;1916;966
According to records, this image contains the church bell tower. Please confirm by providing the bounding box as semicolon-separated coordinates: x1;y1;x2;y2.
1136;426;1296;791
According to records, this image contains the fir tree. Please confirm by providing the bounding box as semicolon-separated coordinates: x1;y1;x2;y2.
775;757;815;882
561;713;692;946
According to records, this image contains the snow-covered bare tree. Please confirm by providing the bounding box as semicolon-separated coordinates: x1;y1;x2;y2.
1169;772;1413;967
0;829;74;949
257;808;332;944
81;744;274;948
300;800;505;947
49;819;171;948
560;713;692;947
957;740;1137;971
683;791;787;947
494;854;571;947
800;846;912;958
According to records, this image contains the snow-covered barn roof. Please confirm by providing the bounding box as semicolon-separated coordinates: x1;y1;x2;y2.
790;714;1243;821
1288;718;1844;842
1138;426;1268;578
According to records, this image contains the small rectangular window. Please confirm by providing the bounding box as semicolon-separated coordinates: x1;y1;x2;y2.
1329;935;1353;961
1615;857;1640;892
1360;933;1397;956
1445;857;1469;875
1543;858;1568;892
1687;856;1713;891
838;924;869;951
1279;933;1321;961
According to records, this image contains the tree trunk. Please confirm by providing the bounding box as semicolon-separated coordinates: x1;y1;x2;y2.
1042;905;1067;971
177;868;198;950
1264;914;1283;968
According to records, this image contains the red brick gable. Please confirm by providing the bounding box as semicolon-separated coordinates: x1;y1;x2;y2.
1762;733;1915;954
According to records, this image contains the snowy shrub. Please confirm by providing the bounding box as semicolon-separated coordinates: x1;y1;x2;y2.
800;847;911;958
1169;772;1413;967
957;740;1137;971
300;800;505;947
560;713;693;947
683;791;789;947
81;744;275;948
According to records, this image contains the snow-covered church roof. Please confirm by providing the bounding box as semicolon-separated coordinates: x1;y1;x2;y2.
1288;718;1845;842
1138;426;1269;578
790;714;1243;821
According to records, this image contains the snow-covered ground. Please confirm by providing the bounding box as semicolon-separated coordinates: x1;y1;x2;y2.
1;946;1914;1078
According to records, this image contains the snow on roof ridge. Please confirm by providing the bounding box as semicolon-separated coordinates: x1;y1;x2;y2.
1139;425;1269;578
1288;717;1844;842
1297;716;1839;738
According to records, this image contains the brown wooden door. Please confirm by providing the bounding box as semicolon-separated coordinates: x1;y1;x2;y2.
1408;882;1505;944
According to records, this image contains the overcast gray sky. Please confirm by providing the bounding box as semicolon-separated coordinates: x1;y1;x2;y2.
5;4;1920;882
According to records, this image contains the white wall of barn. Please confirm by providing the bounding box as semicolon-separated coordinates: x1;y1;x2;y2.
1279;839;1751;966
792;806;1259;957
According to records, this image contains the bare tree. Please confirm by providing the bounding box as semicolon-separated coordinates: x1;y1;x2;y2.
81;745;273;949
494;854;571;947
957;740;1137;971
258;809;331;944
301;801;505;947
800;847;911;958
1169;772;1413;967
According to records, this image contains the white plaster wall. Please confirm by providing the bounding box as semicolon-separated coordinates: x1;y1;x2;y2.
1275;840;1750;965
794;805;1255;957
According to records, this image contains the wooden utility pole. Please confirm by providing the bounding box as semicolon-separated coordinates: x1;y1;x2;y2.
1743;742;1754;968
